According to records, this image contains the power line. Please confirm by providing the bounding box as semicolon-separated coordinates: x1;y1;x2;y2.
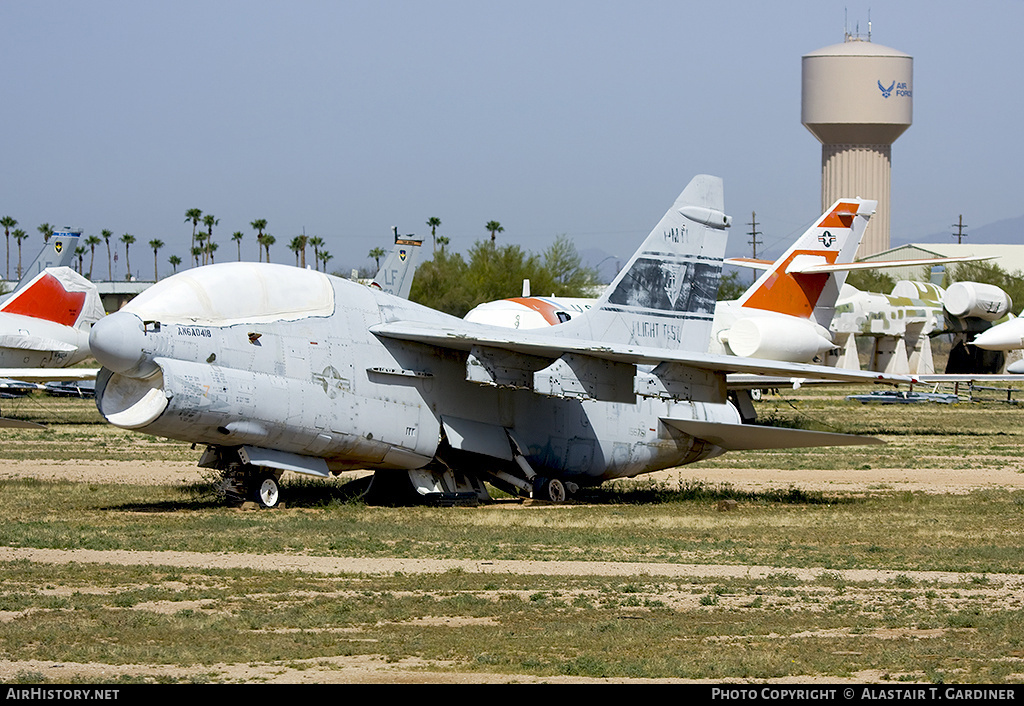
952;215;968;244
747;211;763;284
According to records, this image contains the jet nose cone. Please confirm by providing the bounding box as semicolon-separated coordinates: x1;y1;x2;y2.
972;321;1024;351
89;312;152;376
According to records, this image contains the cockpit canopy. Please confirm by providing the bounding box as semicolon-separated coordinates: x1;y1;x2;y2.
123;262;336;326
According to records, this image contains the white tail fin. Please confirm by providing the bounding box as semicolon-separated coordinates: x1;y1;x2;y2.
734;199;875;328
554;175;731;351
0;267;105;329
370;236;423;299
11;230;81;293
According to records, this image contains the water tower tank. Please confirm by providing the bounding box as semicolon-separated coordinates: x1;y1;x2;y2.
802;37;912;257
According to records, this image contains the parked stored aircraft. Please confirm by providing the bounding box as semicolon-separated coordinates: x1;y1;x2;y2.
88;175;910;507
465;200;988;368
369;233;422;299
0;266;104;379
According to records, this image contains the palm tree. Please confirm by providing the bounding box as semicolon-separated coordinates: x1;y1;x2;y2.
168;254;182;274
149;239;164;280
308;236;324;270
1;216;17;280
205;240;218;263
12;229;28;279
486;220;503;245
37;223;53;243
202;214;218;265
261;234;276;263
427;217;441;253
288;236;303;266
85;234;101;279
191;246;203;267
368;247;386;270
74;246;86;274
318;250;332;272
231;231;244;261
120;233;136;280
437;235;450;253
250;219;267;261
102;229;113;280
297;234;308;268
185;208;202;255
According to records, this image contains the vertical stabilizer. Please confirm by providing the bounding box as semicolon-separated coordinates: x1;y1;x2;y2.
554;175;731;352
12;229;82;293
371;237;423;299
736;199;875;327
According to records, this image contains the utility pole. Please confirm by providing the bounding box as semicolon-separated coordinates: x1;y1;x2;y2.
952;215;968;244
747;211;763;284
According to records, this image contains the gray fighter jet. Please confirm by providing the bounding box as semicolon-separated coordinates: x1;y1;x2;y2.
88;175;907;507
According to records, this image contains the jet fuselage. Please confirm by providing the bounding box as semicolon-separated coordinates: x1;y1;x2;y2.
92;264;734;485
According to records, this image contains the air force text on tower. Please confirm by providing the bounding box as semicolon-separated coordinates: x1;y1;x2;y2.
711;687;1017;701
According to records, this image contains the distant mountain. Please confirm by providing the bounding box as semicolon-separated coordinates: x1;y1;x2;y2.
580;247;623;284
895;214;1024;248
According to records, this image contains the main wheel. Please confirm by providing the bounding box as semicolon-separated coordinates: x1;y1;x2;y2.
535;477;567;503
253;474;281;508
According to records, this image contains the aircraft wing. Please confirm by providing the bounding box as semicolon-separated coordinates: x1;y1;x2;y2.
787;255;995;275
724;257;774;270
661;418;883;450
0;368;99;382
370;320;912;387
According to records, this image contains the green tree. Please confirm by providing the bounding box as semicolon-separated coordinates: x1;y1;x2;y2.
368;247;386;270
12;228;28;279
250;219;267;261
74;246;85;274
102;229;113;280
231;231;244;261
149;239;164;280
308;236;324;270
485;220;503;245
37;223;53;243
168;254;182;274
845;268;896;295
1;215;17;280
201;214;218;265
120;233;136;279
289;236;304;266
318;250;332;273
410;236;599;317
717;270;747;301
185;208;203;255
261;234;276;263
427;217;441;252
84;234;102;279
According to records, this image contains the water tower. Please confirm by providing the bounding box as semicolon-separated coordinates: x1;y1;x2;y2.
802;30;912;257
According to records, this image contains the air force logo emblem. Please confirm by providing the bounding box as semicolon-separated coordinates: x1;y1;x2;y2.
399;249;407;261
818;231;835;248
54;242;63;254
878;80;895;98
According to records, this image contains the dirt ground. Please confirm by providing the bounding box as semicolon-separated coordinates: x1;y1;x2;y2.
2;459;1023;684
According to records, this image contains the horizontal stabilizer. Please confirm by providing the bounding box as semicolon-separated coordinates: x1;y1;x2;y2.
0;368;98;382
661;417;883;450
789;255;995;275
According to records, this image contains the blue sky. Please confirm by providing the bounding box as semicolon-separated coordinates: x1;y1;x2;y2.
3;1;1023;280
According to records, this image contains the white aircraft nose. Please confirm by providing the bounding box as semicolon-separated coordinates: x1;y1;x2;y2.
972;320;1024;351
89;312;153;376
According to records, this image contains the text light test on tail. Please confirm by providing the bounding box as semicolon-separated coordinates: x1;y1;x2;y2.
89;176;909;507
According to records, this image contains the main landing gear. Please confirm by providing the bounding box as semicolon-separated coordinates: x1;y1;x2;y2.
219;465;284;508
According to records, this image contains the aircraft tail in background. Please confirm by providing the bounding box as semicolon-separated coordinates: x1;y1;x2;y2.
555;174;731;352
9;229;82;294
0;267;105;330
370;236;423;299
